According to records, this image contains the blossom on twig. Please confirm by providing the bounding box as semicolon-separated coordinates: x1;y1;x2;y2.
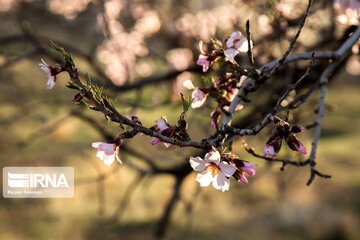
149;118;174;148
38;59;59;89
264;116;307;157
196;40;214;72
224;31;253;62
233;159;258;184
189;149;236;192
92;141;122;166
183;79;207;108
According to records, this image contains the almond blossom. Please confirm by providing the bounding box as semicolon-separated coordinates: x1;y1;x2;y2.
233;159;258;184
264;134;283;157
150;118;172;148
189;149;236;192
38;58;59;89
92;141;121;166
210;109;221;128
224;31;253;62
264;116;307;157
196;41;213;72
183;79;207;108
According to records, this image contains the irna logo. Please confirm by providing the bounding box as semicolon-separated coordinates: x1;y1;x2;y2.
3;167;74;198
8;172;69;188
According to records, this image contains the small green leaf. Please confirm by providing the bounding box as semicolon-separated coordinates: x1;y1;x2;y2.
210;38;223;48
49;41;75;66
86;74;92;89
65;52;75;66
76;101;88;107
66;82;81;90
180;93;193;113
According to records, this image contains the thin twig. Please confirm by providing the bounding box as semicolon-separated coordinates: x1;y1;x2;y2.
267;0;314;77
306;61;341;185
246;20;255;66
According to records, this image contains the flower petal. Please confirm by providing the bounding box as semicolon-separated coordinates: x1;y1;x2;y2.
204;150;221;165
47;76;56;89
92;142;102;148
41;58;48;66
212;172;230;192
196;54;210;72
235;104;244;111
96;149;106;159
241;166;256;176
263;144;276;157
226;31;242;48
198;40;205;54
150;137;162;145
224;48;238;62
163;142;171;148
98;143;115;155
102;154;115;166
286;134;307;154
183;79;195;90
196;171;213;187
115;147;122;164
239;172;249;184
235;38;252;52
219;162;236;177
297;142;307;154
156;118;169;130
189;157;206;172
191;89;207;108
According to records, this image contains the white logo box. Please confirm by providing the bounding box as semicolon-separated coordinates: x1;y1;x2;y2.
3;167;74;198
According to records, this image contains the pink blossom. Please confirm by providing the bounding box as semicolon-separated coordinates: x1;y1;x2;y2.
191;88;207;108
210;110;221;128
224;31;253;62
189;149;236;192
38;59;57;89
263;132;283;157
197;54;211;72
196;41;212;72
233;160;258;184
92;142;121;166
150;118;172;148
264;144;277;157
285;134;307;154
264;116;307;157
183;79;207;108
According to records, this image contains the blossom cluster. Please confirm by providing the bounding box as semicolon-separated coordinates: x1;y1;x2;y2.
38;30;310;193
180;30;252;127
189;148;257;192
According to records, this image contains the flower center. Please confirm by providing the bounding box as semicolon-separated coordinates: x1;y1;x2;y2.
206;163;219;176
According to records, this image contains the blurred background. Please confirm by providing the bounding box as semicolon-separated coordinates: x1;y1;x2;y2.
0;0;359;239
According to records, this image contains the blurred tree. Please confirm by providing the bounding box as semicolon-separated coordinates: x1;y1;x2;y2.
0;0;359;240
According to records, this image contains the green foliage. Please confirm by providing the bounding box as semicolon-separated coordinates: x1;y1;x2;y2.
91;84;104;102
180;93;193;113
66;81;81;91
201;75;213;86
50;40;75;66
210;37;223;48
86;74;92;89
